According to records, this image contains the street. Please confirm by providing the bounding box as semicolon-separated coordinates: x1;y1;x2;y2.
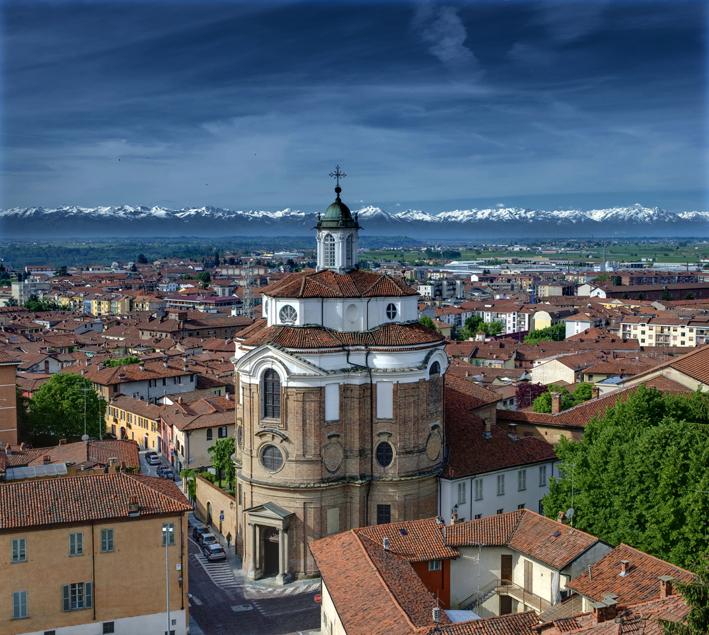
187;520;320;635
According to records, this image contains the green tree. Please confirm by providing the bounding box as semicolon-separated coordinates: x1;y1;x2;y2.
457;315;484;340
29;374;106;445
137;253;148;264
481;320;504;337
180;468;198;504
524;323;566;343
24;295;67;312
197;271;211;288
663;558;709;634
208;437;235;489
419;315;437;331
104;356;141;367
571;382;594;404
543;387;709;568
532;387;575;413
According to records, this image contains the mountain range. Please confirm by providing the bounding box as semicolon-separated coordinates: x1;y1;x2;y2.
2;203;707;239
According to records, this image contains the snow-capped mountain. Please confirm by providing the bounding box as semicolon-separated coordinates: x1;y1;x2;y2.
1;203;707;239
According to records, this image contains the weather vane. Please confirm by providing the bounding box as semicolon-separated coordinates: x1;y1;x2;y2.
329;164;346;189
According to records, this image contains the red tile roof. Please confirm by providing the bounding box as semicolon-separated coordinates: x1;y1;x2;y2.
0;472;191;530
444;379;555;479
431;611;539;634
26;439;140;470
261;269;418;299
447;510;599;570
566;544;695;607
238;321;444;350
356;517;459;562
310;530;443;635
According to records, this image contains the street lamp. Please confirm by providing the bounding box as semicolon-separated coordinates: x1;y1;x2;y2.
162;524;174;635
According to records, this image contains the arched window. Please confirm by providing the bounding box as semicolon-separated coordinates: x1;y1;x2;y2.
345;234;353;267
323;234;336;268
429;361;441;376
279;304;297;324
262;369;281;419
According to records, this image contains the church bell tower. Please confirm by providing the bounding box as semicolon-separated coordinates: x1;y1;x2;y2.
316;165;360;273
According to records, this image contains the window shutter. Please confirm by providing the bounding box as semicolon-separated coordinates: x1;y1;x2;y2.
63;585;70;611
86;582;93;608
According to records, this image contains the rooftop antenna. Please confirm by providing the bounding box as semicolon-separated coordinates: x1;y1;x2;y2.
241;261;253;319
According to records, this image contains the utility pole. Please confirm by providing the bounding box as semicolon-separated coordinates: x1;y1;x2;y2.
162;524;174;635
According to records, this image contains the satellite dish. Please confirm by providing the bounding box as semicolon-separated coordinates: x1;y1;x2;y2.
566;508;575;519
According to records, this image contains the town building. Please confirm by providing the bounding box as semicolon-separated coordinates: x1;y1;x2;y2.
0;472;191;635
233;179;449;582
0;352;20;446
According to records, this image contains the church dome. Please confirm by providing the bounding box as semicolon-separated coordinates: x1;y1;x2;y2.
317;185;359;229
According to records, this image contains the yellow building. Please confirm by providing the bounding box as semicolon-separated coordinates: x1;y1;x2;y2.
107;396;163;451
0;472;191;635
89;295;133;317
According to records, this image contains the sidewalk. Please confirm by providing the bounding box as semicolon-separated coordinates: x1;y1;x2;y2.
189;512;321;597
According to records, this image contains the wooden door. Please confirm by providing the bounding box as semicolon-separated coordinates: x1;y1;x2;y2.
524;559;533;593
500;595;512;615
501;554;512;583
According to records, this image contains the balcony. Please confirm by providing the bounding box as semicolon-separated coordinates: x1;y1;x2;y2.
460;579;551;615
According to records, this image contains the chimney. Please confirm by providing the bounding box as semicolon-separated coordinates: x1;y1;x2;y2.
557;510;567;524
659;575;673;598
20;442;26;451
551;392;561;414
43;454;51;464
508;423;518;442
59;438;67;445
450;507;459;525
483;420;492;440
382;537;390;551
592;385;601;399
128;496;141;517
619;560;630;577
592;597;618;624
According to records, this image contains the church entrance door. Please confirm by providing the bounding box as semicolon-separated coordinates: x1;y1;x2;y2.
262;527;279;577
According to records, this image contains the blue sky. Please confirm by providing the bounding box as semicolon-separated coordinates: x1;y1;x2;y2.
1;0;707;211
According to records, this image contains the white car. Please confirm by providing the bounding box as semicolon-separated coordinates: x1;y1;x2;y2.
145;453;162;466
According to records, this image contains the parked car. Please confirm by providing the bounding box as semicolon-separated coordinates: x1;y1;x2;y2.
192;526;211;543
202;543;227;562
145;452;161;466
157;465;175;479
200;533;218;547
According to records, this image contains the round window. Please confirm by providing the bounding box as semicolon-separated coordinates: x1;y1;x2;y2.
279;304;298;324
260;444;284;472
375;442;394;468
386;303;397;320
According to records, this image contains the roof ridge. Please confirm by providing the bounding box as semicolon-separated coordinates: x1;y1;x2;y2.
613;543;696;576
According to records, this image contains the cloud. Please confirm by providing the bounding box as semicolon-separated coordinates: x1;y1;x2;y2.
413;3;482;75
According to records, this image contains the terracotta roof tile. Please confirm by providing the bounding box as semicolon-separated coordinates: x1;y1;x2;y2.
0;472;191;530
261;269;418;299
447;510;599;570
356;517;459;562
239;321;444;350
567;544;695;607
444;381;555;479
431;611;539;635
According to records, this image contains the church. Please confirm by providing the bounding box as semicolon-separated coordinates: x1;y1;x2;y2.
232;170;448;582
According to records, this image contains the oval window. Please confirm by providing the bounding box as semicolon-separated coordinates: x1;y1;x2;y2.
375;442;394;468
386;303;397;320
260;444;284;472
279;305;298;324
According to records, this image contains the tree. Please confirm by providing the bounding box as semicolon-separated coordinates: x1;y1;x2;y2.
54;265;68;276
481;321;504;337
663;558;709;634
28;374;106;445
532;383;594;413
197;271;211;288
24;295;67;312
137;253;148;264
543;387;709;569
457;315;484;340
180;468;198;504
208;437;235;489
104;356;141;367
524;323;566;343
419;315;437;331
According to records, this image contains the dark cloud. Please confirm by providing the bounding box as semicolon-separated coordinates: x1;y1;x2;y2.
1;0;706;211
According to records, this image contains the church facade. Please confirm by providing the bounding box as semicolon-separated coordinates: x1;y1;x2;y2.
232;177;448;581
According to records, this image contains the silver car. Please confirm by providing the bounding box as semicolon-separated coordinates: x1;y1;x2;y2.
202;543;227;562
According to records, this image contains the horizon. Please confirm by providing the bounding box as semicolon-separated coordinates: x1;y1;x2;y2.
2;0;708;213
